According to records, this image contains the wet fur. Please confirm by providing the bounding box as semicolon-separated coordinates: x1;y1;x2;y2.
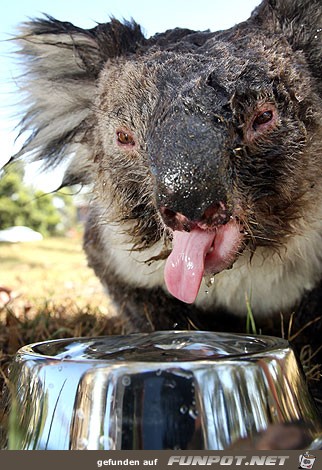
10;0;322;360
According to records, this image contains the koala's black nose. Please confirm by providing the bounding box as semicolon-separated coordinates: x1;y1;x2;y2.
148;96;232;230
160;202;230;231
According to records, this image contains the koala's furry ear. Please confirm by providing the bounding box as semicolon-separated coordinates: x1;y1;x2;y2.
252;0;321;94
10;16;146;183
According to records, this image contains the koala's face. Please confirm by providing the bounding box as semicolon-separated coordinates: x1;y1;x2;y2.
94;36;318;238
91;37;321;303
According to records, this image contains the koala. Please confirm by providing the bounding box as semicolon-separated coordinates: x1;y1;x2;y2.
10;0;322;352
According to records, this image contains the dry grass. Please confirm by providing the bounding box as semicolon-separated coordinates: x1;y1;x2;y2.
0;233;118;352
0;235;124;408
0;235;106;306
0;234;129;446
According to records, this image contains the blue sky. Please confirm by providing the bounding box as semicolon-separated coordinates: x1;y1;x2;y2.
0;0;261;188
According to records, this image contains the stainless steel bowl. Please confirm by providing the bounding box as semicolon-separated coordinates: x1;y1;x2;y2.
3;331;322;449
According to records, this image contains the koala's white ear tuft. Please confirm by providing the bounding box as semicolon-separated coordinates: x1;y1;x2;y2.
10;16;146;185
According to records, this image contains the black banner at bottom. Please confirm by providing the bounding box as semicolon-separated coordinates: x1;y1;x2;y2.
0;450;320;470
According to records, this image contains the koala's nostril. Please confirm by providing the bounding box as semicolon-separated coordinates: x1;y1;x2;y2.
159;207;193;232
197;202;230;230
160;202;230;232
160;207;175;221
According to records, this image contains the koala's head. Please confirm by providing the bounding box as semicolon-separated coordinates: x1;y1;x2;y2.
10;0;322;303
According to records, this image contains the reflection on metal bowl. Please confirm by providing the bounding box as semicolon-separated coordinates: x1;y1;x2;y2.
2;331;322;449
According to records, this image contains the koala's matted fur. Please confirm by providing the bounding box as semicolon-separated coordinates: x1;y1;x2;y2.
9;0;322;358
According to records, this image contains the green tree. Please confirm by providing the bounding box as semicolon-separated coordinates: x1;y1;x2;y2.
0;163;76;236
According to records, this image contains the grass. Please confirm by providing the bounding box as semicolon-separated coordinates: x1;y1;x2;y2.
0;234;125;446
0;234;125;357
0;235;106;307
0;235;321;447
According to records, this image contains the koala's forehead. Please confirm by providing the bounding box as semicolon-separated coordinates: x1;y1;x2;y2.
96;40;277;119
97;59;159;114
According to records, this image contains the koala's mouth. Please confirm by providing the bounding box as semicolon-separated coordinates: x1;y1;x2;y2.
164;219;244;303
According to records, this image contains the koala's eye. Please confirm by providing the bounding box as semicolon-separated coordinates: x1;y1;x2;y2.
245;104;277;142
117;130;135;146
252;110;273;130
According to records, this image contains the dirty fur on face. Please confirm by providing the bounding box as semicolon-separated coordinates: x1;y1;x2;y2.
9;0;322;349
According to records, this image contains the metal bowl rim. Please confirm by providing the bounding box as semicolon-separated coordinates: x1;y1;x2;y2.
14;330;291;365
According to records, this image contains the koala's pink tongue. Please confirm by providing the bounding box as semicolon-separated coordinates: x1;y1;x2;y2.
164;221;242;304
